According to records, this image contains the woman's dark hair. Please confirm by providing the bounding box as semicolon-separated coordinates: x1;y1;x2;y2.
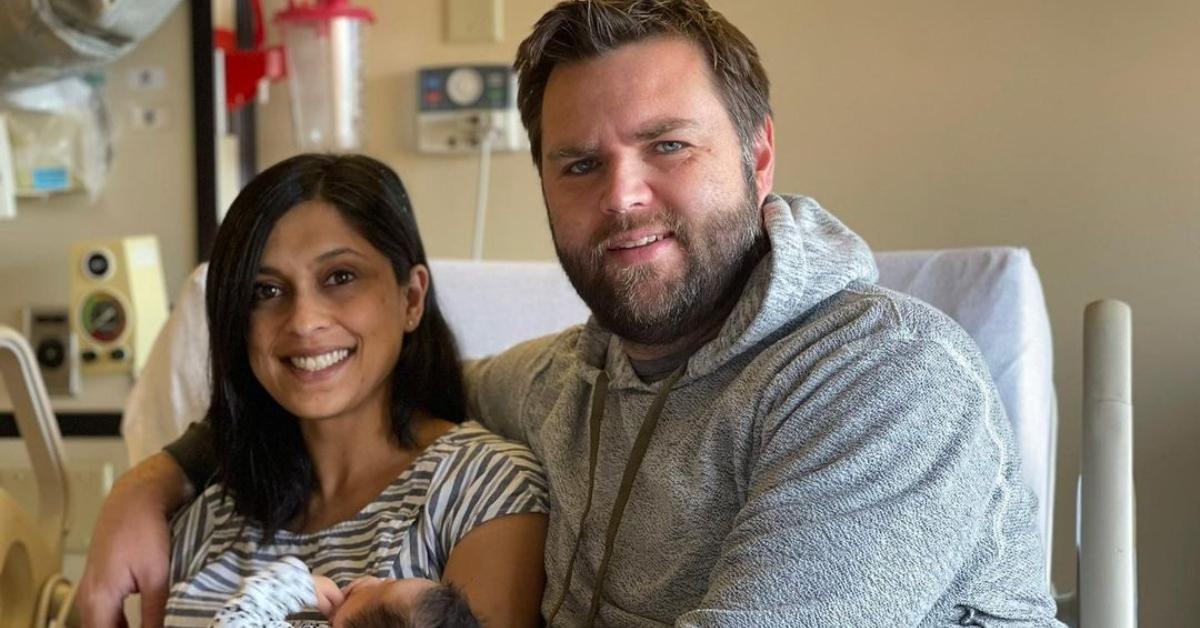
205;153;465;538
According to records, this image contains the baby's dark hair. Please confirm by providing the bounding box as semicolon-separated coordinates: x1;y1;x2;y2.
344;584;480;628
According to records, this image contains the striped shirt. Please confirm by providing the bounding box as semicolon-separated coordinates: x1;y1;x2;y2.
166;422;549;627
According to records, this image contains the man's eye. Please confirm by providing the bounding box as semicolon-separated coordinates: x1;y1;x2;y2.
326;270;356;286
252;283;282;302
565;159;598;176
655;140;686;154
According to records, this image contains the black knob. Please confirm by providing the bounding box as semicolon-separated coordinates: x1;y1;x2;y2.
36;339;65;369
81;350;98;362
85;251;111;278
110;348;127;361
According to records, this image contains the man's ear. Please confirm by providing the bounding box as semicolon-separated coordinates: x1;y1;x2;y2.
751;115;776;207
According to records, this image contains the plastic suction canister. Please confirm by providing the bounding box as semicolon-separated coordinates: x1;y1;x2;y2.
275;0;375;150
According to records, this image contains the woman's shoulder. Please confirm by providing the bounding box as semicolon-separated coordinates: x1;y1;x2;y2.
417;420;544;480
419;421;547;500
426;421;542;467
416;422;549;543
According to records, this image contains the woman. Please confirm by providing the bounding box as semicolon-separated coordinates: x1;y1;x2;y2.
165;154;548;627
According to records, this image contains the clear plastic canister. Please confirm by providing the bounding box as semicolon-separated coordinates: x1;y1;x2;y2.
275;1;374;150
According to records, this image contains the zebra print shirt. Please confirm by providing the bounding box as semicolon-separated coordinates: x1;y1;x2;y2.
165;422;549;627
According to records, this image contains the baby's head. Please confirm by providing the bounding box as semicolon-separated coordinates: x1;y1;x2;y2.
341;582;479;628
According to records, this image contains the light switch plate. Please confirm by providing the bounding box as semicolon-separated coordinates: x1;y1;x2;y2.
446;0;502;43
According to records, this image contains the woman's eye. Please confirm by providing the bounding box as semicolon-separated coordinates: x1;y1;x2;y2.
252;282;281;302
655;140;686;154
326;270;356;286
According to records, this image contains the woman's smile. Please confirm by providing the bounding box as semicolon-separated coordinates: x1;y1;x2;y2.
286;346;355;372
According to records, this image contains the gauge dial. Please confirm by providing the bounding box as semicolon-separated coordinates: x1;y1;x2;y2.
446;68;484;106
81;292;126;343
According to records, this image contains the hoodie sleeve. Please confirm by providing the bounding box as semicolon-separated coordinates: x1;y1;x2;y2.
463;332;568;445
676;333;1059;627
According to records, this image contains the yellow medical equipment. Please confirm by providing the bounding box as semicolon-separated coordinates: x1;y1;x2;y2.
69;236;169;377
0;327;78;628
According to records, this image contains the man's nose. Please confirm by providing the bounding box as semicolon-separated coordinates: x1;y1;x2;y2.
601;157;653;215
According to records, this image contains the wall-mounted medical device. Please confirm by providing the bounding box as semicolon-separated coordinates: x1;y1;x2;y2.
22;306;80;397
417;65;527;259
68;236;168;376
416;65;526;154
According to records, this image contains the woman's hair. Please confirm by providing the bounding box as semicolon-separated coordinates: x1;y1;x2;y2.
204;153;466;538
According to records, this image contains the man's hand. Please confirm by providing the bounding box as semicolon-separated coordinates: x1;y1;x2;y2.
75;452;194;628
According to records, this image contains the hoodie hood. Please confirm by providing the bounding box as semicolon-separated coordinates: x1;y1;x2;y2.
577;194;879;388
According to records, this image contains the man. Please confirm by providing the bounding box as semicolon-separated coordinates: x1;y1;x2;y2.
77;1;1061;626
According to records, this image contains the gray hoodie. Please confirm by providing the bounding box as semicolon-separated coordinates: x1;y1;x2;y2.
467;195;1061;627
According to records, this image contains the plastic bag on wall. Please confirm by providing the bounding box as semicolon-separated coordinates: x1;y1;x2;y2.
0;76;112;201
0;0;184;89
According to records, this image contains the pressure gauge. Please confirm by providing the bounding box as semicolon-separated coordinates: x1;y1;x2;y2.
81;292;126;343
445;67;484;106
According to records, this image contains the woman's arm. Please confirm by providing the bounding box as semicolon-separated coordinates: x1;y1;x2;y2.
333;514;547;628
75;451;196;628
442;512;548;626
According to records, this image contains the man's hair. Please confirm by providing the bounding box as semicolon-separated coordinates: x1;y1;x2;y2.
514;0;771;172
344;584;480;628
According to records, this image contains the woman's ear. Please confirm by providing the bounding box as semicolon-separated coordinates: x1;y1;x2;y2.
403;264;430;331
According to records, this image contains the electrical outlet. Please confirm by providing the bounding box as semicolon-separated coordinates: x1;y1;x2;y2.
127;66;167;91
129;104;171;131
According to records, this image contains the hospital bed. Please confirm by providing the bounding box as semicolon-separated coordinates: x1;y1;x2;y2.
0;329;78;628
0;249;1134;627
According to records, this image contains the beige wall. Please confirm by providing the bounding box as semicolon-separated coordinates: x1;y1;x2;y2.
256;0;556;261
1;0;1194;623
729;3;1199;623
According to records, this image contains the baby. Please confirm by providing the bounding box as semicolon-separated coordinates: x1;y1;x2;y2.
209;557;479;628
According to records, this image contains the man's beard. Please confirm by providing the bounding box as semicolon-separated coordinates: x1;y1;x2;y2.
553;188;769;347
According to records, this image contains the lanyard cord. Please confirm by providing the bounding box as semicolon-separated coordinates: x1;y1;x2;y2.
545;366;685;627
585;365;684;625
